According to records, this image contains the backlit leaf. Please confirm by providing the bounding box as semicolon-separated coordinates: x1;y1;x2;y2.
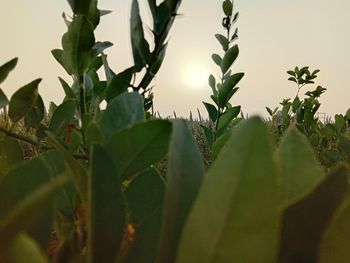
176;117;280;263
8;79;41;123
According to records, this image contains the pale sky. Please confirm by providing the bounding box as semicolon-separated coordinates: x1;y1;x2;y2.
1;0;350;118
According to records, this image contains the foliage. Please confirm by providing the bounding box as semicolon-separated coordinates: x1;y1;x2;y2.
201;0;244;158
266;67;350;167
0;0;350;263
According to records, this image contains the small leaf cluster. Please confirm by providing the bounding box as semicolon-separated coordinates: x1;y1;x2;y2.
201;0;244;159
267;67;350;167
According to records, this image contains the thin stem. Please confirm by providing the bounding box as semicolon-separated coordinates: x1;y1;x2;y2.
78;75;86;120
0;126;89;160
0;125;46;149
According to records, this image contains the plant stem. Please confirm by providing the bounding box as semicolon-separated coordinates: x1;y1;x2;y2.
0;126;89;160
78;75;86;121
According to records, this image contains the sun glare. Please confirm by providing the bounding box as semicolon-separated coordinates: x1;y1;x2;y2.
184;66;209;89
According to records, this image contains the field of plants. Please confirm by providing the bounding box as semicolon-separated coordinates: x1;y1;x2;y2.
1;0;350;262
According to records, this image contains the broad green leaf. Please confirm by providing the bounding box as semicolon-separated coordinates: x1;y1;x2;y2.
40;150;76;216
279;166;349;263
49;99;76;134
200;125;214;149
107;120;172;179
277;128;325;206
105;68;133;102
217;105;241;133
58;77;75;100
62;15;95;76
85;121;103;148
0;137;23;177
0;174;69;253
66;0;100;28
149;43;168;76
156;120;204;263
124;168;165;263
8;79;41;123
176;117;280;263
24;94;45;128
222;0;233;16
100;92;144;138
208;74;216;94
203;102;218;123
0;57;18;84
335;114;346;132
212;132;230;159
211;53;222;66
92;41;113;57
339;135;350;156
221;45;239;74
0;88;9;108
130;0;150;71
46;132;88;202
51;49;72;75
87;144;125;263
218;73;243;107
5;233;49;263
318;192;350;263
215;34;229;51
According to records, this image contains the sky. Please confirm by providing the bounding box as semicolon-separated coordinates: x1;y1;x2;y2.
1;0;350;119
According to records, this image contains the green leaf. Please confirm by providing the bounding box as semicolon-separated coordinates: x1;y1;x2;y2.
87;144;126;263
339;135;350;156
8;79;41;123
130;0;151;71
62;15;95;76
58;77;75;100
318;192;350;263
222;0;233;16
217;105;241;133
66;0;100;28
279;166;349;263
176;117;280;263
49;99;76;134
212;132;230;159
149;43;168;76
46;132;88;202
24;95;45;128
0;88;9;109
0;158;69;250
0;137;23;177
211;53;222;66
203;102;218;123
5;233;49;263
0;57;18;85
277;128;325;206
85;121;103;148
287;70;296;77
208;74;216;94
107;120;172;179
92;41;113;57
51;49;73;75
100;92;144;138
105;68;133;102
218;73;243;107
156;120;204;263
200;125;214;149
39;150;76;216
221;45;239;74
335;114;346;132
124;168;165;263
215;34;229;51
266;107;273;116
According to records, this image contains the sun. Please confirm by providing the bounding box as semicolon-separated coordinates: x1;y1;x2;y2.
184;65;209;88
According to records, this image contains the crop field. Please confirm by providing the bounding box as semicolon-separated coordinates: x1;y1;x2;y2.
0;0;350;262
